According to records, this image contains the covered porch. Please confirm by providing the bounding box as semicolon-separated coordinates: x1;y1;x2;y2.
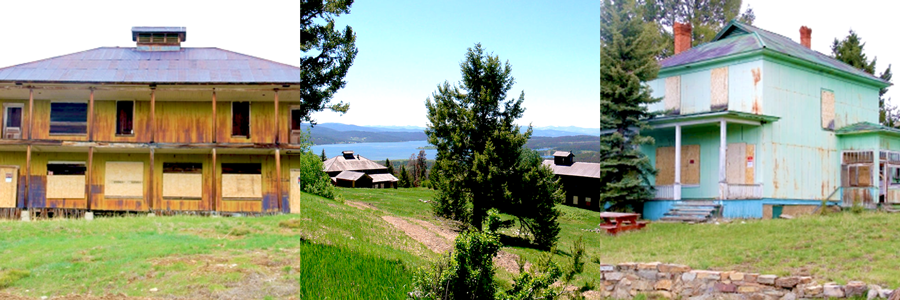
644;111;779;201
837;122;900;207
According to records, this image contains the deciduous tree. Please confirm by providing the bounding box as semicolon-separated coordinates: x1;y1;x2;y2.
301;0;358;123
600;0;662;211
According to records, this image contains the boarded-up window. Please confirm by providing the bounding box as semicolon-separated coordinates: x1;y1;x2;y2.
843;165;872;187
725;143;755;184
822;90;835;130
710;67;728;110
50;103;88;134
232;102;250;137
162;162;202;199
655;145;700;185
116;101;134;135
46;162;86;199
221;163;262;200
664;76;681;114
105;162;143;198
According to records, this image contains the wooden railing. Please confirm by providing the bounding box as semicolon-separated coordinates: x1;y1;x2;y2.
723;183;763;199
654;185;675;200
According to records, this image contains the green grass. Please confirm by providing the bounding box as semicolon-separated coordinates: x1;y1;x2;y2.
0;214;302;298
300;240;414;299
337;187;900;289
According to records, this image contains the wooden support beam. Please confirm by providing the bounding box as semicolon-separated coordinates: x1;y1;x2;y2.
149;148;155;211
150;88;156;143
88;88;95;141
27;88;33;140
25;144;31;210
211;148;217;212
212;89;217;143
274;89;280;145
86;146;94;210
275;148;282;212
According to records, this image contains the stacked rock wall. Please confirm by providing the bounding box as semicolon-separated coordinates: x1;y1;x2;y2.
597;262;895;299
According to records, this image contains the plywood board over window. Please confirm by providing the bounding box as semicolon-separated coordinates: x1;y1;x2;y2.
822;90;835;130
664;76;681;114
710;67;728;110
47;162;86;199
221;163;262;200
162;162;202;199
655;145;700;185
105;161;143;198
0;166;18;208
726;143;756;184
289;169;301;213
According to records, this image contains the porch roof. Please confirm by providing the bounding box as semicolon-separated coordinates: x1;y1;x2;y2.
835;122;900;137
645;110;780;129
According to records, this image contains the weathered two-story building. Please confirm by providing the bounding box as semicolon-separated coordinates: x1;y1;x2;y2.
543;151;601;209
640;21;895;220
0;27;302;218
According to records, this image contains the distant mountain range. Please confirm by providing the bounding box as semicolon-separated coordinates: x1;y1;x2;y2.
302;123;600;144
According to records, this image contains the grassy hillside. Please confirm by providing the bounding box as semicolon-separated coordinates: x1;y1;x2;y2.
0;214;302;299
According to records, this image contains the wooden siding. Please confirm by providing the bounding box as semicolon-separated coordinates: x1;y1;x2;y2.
215;102;290;144
32;100;90;141
91;153;151;211
155;102;213;143
30;152;88;209
93;101;151;143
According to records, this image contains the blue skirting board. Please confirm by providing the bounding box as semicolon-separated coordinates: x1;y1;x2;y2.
642;199;837;220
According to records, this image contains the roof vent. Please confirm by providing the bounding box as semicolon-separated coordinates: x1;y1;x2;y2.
132;27;186;51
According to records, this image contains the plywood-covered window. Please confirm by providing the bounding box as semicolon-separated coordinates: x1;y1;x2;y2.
162;162;202;200
655;145;701;185
822;90;835;130
47;162;86;199
105;162;143;198
725;143;755;184
115;101;134;135
710;67;728;110
232;102;250;138
221;163;262;200
842;165;871;187
49;102;88;135
664;76;681;115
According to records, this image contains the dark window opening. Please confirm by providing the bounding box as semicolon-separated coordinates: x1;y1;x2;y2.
47;163;86;175
221;163;261;174
49;102;88;134
116;101;134;135
291;108;302;131
163;162;203;174
6;107;21;128
232;102;250;137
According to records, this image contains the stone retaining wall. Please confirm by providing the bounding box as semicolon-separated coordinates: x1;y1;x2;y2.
597;262;896;299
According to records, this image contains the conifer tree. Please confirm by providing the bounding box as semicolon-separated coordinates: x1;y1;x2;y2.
831;30;895;126
398;165;411;188
600;0;662;211
320;149;327;161
385;158;394;176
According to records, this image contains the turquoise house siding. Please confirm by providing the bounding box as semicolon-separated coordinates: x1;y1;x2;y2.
644;199;836;220
646;60;765;116
680;71;712;114
727;60;764;114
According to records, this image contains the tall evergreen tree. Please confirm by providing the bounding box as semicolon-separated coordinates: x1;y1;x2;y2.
831;30;896;127
600;0;662;211
320;149;327;161
398;165;411;188
416;150;428;183
301;0;357;123
385;158;394;176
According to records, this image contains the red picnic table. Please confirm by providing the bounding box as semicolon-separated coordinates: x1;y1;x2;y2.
597;212;647;235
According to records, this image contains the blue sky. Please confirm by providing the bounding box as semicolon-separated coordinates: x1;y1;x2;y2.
310;1;601;128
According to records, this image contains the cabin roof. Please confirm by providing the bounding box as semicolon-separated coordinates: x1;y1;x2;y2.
553;151;573;157
370;173;399;183
660;21;888;86
836;121;900;137
322;153;388;173
0;47;299;84
542;160;600;179
335;170;369;181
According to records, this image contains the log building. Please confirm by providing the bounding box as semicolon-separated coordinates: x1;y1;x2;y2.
0;27;301;218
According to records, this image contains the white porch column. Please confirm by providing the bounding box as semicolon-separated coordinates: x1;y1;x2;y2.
675;124;682;201
874;149;881;205
719;119;727;199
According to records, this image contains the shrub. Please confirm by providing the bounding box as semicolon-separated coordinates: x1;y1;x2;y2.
299;151;337;199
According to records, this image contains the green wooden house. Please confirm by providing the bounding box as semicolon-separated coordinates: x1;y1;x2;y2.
640;21;894;220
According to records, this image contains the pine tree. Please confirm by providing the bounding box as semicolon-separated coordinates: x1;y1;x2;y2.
600;0;662;211
831;30;895;127
398;165;411;188
301;0;357;122
385;158;394;176
320;149;327;161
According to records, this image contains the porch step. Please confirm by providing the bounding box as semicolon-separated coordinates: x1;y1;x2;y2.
660;201;722;223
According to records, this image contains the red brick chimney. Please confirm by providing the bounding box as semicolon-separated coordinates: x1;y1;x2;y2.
800;26;812;49
674;22;692;55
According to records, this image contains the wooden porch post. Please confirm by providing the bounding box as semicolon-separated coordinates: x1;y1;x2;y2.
875;149;881;205
88;88;95;142
211;148;217;212
25;145;31;210
674;124;682;201
275;149;282;212
86;146;94;210
150;88;156;143
719;119;727;200
212;89;217;143
27;88;33;140
274;89;280;145
149;148;154;212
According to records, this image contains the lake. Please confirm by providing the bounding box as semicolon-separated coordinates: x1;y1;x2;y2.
311;140;437;161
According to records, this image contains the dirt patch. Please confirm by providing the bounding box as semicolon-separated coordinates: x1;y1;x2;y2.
493;251;532;275
345;201;382;212
410;219;457;241
382;216;451;253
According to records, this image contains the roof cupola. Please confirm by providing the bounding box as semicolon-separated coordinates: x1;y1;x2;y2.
131;26;186;51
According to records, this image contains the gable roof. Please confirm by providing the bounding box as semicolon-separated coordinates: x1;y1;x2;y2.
660;21;888;87
542;160;600;179
335;170;370;181
0;47;299;84
370;173;399;183
322;153;388;173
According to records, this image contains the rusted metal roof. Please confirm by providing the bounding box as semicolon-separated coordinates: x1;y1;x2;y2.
0;47;299;84
370;173;399;183
660;21;888;86
335;170;369;181
322;154;388;173
542;160;600;179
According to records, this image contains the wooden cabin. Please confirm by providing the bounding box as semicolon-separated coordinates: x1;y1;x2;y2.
323;151;398;188
542;151;601;210
0;27;301;217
